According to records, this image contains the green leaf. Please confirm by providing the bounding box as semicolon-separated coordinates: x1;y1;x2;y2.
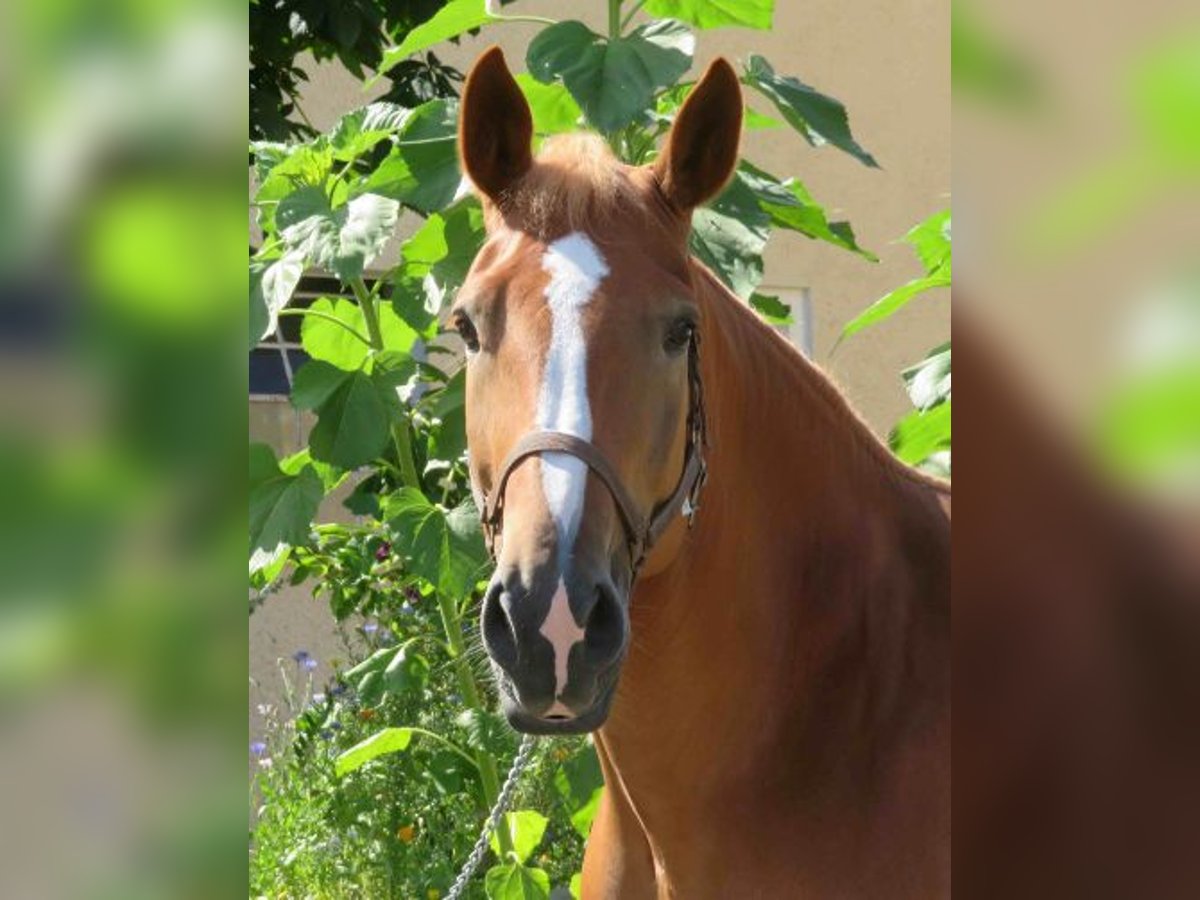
554;744;605;839
290;360;351;410
343;645;400;682
736;161;876;259
383;489;488;598
902;343;951;411
570;873;582;899
688;175;770;298
904;208;951;275
249;252;303;349
749;293;792;325
279;447;347;492
840;266;950;340
515;73;584;136
277;186;399;281
309;371;391;468
890;400;952;465
358;99;462;213
644;0;773;30
335;727;413;776
527;20;694;133
383;646;430;694
400;198;485;294
488;810;549;864
301;296;417;369
742;54;878;167
484;863;550;900
329;102;413;161
249;443;323;569
376;0;496;79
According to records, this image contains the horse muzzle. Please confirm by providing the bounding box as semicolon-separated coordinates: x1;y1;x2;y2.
481;562;628;734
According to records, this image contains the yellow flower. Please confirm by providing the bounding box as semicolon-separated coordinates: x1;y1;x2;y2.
427;890;440;900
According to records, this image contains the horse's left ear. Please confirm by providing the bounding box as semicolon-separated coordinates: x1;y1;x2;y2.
654;58;743;212
459;46;534;203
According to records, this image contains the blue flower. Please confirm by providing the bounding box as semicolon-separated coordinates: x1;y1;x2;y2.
302;656;318;671
361;621;379;635
291;650;311;665
250;741;267;757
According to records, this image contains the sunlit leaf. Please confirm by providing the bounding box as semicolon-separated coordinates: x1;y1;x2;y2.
277;186;399;281
902;343;952;411
484;863;550;900
527;19;694;133
329;102;414;161
554;744;604;839
489;810;548;864
358;99;462;213
516;74;584;135
644;0;773;30
335;727;414;776
890;400;952;465
376;0;497;79
383;489;489;598
249;251;303;348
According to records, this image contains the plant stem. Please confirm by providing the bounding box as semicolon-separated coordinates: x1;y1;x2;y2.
608;0;622;39
351;277;386;349
352;277;422;489
436;591;516;859
276;308;371;346
620;0;647;31
492;13;558;26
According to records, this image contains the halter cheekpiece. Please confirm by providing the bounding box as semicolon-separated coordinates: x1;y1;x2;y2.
478;334;708;574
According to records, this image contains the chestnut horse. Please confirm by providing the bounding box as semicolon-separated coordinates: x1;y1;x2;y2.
453;48;951;898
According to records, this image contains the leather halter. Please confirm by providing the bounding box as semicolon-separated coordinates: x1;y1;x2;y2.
478;335;708;574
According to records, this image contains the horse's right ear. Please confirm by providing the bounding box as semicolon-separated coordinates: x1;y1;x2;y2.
459;47;534;203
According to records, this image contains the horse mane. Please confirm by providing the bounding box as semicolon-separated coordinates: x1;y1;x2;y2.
491;133;660;240
689;260;952;497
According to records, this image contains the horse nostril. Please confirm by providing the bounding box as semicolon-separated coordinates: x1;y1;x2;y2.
481;581;518;670
584;582;625;664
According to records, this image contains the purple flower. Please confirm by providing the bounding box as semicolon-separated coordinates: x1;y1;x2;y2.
250;741;267;757
361;621;379;635
374;541;391;562
291;650;311;665
312;692;326;704
302;656;318;671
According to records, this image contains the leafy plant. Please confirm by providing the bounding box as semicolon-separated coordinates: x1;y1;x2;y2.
250;0;885;893
839;208;952;473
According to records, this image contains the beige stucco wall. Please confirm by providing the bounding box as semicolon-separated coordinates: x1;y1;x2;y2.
251;1;949;748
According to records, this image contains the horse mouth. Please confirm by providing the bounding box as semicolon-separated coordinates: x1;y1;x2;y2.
496;675;620;735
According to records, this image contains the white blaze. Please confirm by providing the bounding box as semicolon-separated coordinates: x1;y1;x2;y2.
535;232;608;706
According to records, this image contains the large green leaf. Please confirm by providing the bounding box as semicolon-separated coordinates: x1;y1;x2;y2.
358;99;461;214
484;863;550;900
329;102;413;161
902;343;952;411
688;175;770;298
289;359;351;411
335;727;414;776
644;0;773;30
249;443;323;570
376;0;496;78
515;73;584;136
301;296;418;370
249;252;303;348
383;489;488;597
554;744;605;839
736;161;876;259
400;199;485;294
742;54;878;167
527;19;694;133
308;370;392;469
489;810;548;864
890;400;952;465
277;186;399;281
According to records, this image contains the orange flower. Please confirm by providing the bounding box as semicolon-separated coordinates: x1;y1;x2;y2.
397;824;416;843
358;708;376;721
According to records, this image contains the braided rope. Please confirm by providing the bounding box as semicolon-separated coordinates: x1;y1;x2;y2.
445;734;538;900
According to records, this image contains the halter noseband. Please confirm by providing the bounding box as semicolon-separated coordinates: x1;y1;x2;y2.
478;334;708;574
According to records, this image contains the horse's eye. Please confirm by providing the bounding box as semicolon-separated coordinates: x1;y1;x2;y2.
663;317;695;355
452;311;480;353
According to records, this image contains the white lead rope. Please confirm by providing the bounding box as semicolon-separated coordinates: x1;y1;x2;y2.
445;734;538;900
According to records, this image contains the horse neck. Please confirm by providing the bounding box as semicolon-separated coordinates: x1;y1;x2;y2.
600;262;951;816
